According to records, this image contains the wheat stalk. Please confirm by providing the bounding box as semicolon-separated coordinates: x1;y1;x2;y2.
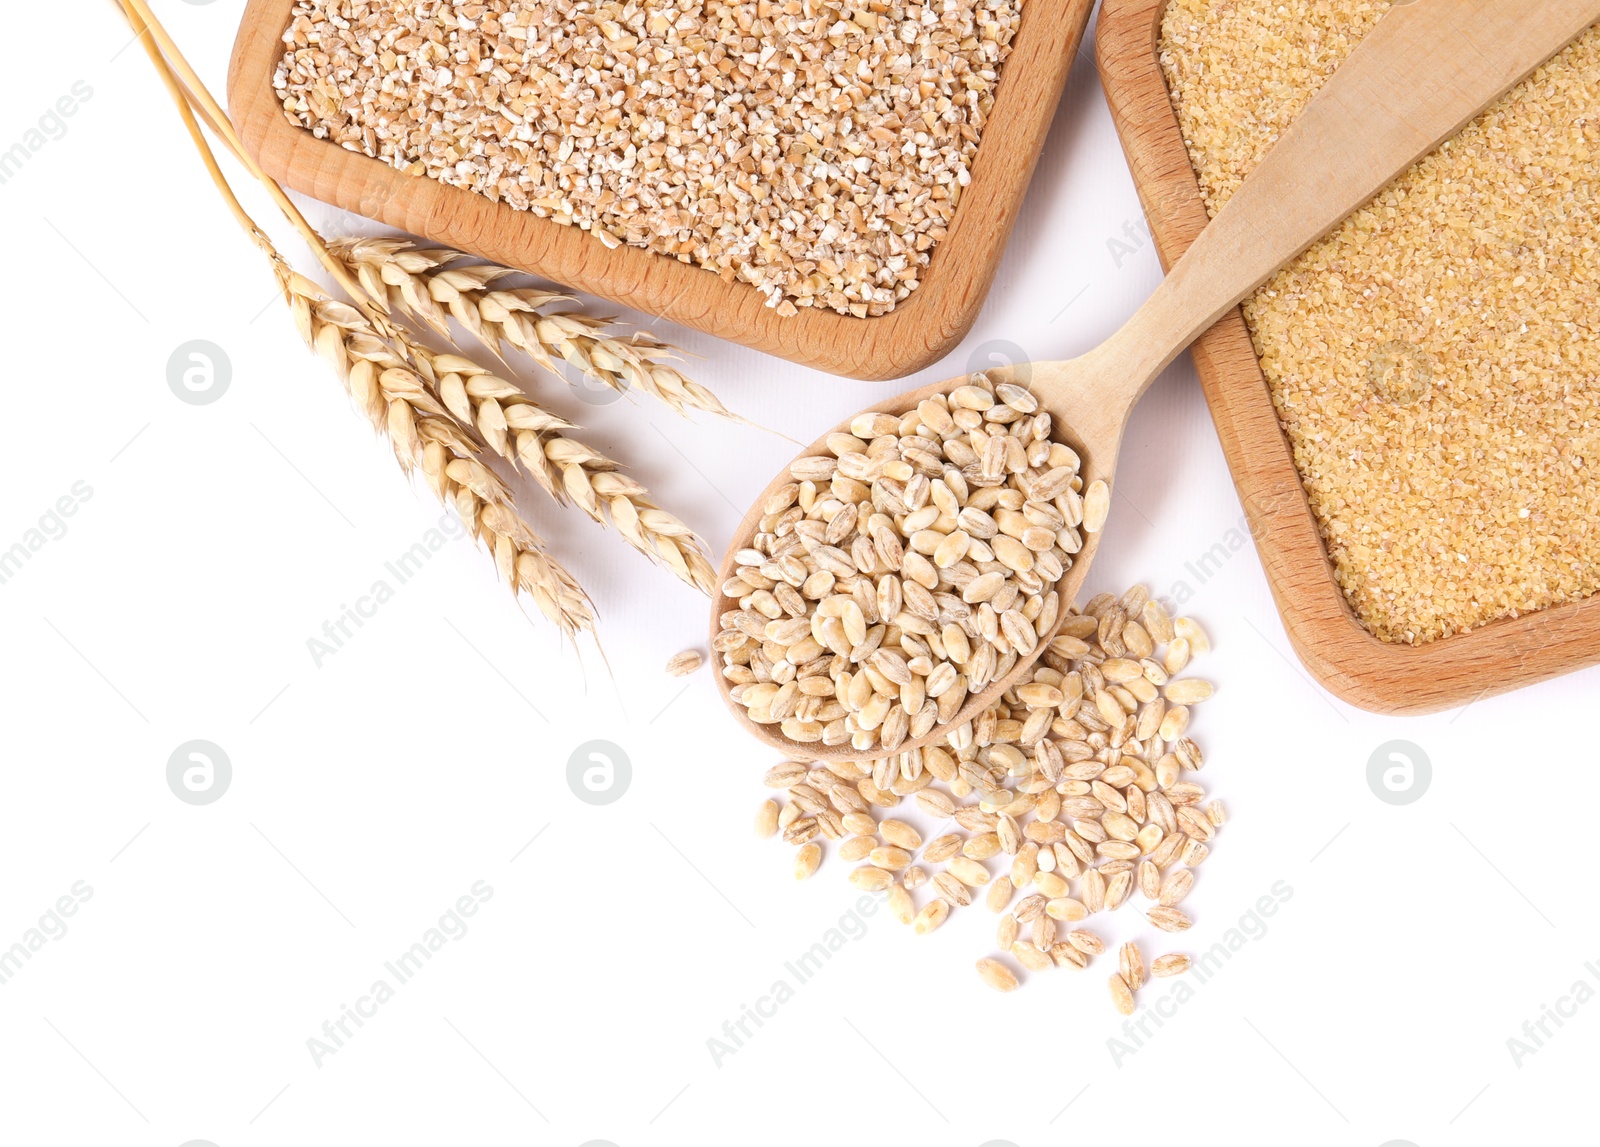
116;0;595;637
119;0;719;598
332;237;753;427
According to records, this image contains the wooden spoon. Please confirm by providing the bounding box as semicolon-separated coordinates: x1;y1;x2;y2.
712;0;1600;761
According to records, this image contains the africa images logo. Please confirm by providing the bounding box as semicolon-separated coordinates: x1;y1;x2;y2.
167;741;232;805
568;740;632;805
1367;740;1432;806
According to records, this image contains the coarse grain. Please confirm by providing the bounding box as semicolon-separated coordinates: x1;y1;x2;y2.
1109;972;1136;1016
869;845;913;870
1147;906;1192;933
794;841;821;879
948;857;992;887
880;819;922;850
1152;952;1191;977
888;882;915;924
850;865;893;890
1066;928;1103;955
1012;940;1052;972
977;957;1021;992
1137;859;1161;901
278;0;1024;318
1051;941;1088;969
1161;3;1600;643
1118;941;1145;990
666;649;704;677
914;898;950;934
934;871;973;906
985;879;1013;912
997;912;1019;948
839;835;875;861
756;798;780;838
1158;868;1194;907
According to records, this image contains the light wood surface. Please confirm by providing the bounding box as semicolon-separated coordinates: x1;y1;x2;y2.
714;0;1600;759
225;0;1095;382
1097;0;1600;715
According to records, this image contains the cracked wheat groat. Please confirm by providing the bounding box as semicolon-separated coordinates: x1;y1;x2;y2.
276;0;1024;317
716;373;1109;753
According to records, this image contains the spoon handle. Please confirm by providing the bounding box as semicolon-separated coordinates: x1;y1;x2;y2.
1098;0;1600;399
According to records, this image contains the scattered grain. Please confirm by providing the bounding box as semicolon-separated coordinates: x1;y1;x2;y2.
666;649;704;677
1152;953;1191;977
1109;972;1136;1016
977;957;1021;992
794;842;821;880
1147;906;1193;932
756;799;780;838
1118;941;1145;991
752;582;1228;1000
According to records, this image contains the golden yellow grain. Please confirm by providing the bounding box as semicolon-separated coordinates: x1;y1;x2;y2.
1162;3;1600;643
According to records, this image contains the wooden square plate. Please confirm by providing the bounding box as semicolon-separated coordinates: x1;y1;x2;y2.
1095;0;1600;713
227;0;1095;381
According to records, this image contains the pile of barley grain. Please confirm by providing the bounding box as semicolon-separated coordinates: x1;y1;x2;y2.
1160;2;1600;644
716;373;1111;754
759;586;1219;1009
276;0;1023;318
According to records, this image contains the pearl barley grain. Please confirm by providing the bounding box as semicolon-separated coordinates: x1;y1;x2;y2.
716;373;1102;753
751;583;1228;1010
666;649;703;677
977;957;1021;992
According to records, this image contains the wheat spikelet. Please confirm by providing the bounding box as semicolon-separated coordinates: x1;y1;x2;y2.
331;238;752;427
424;348;718;594
279;263;597;636
341;314;718;595
330;240;718;593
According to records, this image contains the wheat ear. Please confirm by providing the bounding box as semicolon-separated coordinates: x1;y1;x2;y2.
281;267;596;635
329;239;718;593
120;0;713;598
117;0;595;637
332;237;756;427
422;343;719;595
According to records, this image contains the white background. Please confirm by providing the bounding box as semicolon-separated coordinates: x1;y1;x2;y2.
2;2;1594;1145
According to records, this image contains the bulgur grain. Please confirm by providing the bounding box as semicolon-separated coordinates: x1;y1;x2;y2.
1161;3;1600;643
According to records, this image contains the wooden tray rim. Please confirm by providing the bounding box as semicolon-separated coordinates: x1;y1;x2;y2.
1094;0;1600;714
227;0;1096;382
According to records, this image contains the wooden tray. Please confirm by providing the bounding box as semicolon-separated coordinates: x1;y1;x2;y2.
1095;0;1600;714
227;0;1094;382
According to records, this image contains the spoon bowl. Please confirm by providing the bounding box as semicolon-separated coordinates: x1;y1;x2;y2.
709;355;1136;762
